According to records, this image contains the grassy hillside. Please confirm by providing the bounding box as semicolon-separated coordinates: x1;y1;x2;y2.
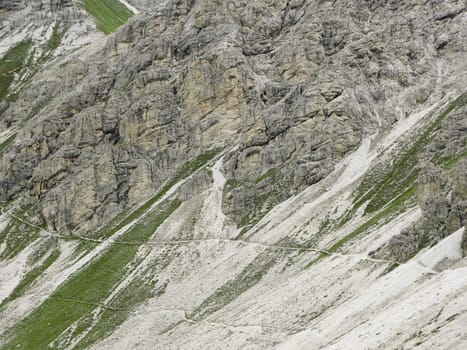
1;200;181;350
82;0;134;34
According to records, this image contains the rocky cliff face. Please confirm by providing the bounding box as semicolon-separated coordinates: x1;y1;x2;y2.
1;0;466;235
0;1;466;349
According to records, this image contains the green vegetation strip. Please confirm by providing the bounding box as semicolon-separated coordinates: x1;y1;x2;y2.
0;23;66;120
74;273;165;349
316;93;466;266
0;133;16;154
0;216;40;260
190;250;278;321
73;249;172;349
305;184;417;269
0;40;32;102
354;92;467;214
329;186;416;254
2;200;181;350
0;250;60;309
37;22;68;64
82;0;134;34
47;22;66;52
440;150;467;170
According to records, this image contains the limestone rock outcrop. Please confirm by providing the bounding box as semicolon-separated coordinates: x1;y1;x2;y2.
0;1;466;350
0;0;466;235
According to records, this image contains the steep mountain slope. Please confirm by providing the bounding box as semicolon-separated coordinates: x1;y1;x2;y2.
0;0;466;349
0;0;138;150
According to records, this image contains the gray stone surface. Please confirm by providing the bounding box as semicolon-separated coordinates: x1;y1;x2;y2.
0;0;466;235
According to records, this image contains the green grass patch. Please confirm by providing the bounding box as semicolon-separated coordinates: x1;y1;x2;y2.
46;22;66;52
165;148;223;191
226;168;277;192
225;178;245;192
0;133;16;155
73;308;126;349
1;200;181;350
445;313;459;323
115;199;181;243
81;0;134;34
72;240;100;259
74;274;166;350
255;167;277;184
381;261;400;275
440;150;467;169
5;298;96;349
36;22;69;65
329;185;416;253
0;218;40;260
0;39;32;102
0;25;65;119
90;210;129;241
0;249;60;309
0;24;67;119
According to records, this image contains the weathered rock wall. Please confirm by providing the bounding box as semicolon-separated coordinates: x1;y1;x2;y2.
0;0;465;234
